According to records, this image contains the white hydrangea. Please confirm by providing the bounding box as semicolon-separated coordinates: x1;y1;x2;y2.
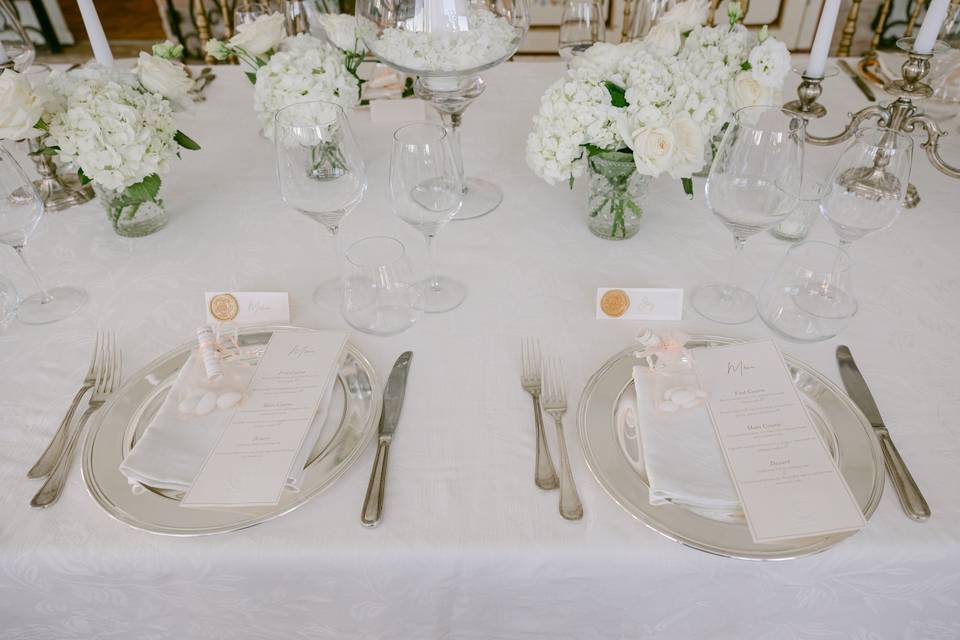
47;77;178;191
254;34;360;140
748;38;791;88
361;8;519;73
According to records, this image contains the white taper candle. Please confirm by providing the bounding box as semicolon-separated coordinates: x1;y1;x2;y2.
914;0;950;54
806;0;841;78
76;0;113;67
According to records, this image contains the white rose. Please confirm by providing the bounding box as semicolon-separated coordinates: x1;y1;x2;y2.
729;70;773;110
0;71;45;140
317;13;364;53
659;0;709;32
136;52;193;102
624;125;676;177
667;113;705;178
572;42;637;74
230;12;285;56
645;22;682;55
748;38;790;88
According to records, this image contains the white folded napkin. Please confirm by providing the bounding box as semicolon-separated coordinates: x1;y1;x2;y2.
119;352;337;495
632;365;741;515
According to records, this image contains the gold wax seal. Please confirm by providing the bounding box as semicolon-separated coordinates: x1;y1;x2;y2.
600;289;630;317
209;293;239;321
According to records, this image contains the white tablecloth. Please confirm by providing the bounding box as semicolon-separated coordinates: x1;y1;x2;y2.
1;60;959;639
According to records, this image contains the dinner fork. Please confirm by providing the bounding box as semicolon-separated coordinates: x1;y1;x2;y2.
541;357;583;521
27;332;103;478
521;337;558;490
31;333;122;508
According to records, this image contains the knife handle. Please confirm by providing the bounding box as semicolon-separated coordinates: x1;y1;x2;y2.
877;430;930;521
361;437;390;527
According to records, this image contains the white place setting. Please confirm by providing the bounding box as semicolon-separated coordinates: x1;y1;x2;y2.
1;0;960;637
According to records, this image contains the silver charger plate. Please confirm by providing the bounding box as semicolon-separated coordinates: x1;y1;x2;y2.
82;325;380;536
578;336;884;560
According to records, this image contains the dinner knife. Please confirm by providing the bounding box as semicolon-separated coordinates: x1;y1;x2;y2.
838;60;876;102
836;345;930;521
361;351;413;527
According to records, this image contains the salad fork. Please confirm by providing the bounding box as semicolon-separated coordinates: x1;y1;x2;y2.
542;357;583;520
31;332;122;508
520;337;558;490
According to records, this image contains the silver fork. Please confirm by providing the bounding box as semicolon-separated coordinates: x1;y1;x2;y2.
31;332;122;508
521;338;558;490
27;332;103;478
542;357;583;521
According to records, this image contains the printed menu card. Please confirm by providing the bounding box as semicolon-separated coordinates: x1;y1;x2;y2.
692;340;866;543
181;331;346;508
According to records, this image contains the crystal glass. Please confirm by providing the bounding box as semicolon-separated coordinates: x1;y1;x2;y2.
235;1;272;25
390;122;465;313
0;145;86;324
358;0;529;220
274;100;367;307
341;236;424;335
692;106;806;324
0;274;18;333
0;0;36;72
559;0;604;63
758;241;857;342
770;179;826;242
624;0;673;41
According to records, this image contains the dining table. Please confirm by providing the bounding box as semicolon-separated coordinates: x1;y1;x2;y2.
1;57;959;639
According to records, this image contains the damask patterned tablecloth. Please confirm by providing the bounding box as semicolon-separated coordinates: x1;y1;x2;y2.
1;61;959;639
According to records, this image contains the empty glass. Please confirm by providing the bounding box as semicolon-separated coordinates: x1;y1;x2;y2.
692;106;806;324
341;237;423;336
234;1;271;26
274;100;366;307
758;241;857;342
390;123;465;313
0;145;86;324
770;180;826;242
559;0;605;64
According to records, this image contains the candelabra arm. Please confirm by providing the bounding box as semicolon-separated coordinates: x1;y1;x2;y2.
804;104;888;146
906;115;960;179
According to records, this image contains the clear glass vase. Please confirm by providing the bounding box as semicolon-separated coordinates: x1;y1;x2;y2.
587;152;650;240
99;187;169;237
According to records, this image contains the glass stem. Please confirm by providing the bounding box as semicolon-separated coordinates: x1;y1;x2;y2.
722;236;747;301
424;233;441;292
440;112;466;194
14;246;53;304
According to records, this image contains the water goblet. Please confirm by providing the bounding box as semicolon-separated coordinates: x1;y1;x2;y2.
274;100;366;307
691;105;806;325
559;0;605;64
390;123;465;313
770;179;826;242
341;236;424;336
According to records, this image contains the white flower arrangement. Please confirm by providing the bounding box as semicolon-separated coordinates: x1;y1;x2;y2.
0;71;46;140
526;0;790;193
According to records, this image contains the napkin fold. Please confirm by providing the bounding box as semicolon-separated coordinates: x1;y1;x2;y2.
632;365;741;515
119;352;337;495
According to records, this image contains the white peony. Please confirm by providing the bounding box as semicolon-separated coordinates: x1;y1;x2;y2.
666;113;705;178
136;52;193;102
0;71;45;140
229;12;285;56
317;13;364;53
645;22;682;56
748;38;790;88
658;0;709;31
729;70;774;110
623;125;676;177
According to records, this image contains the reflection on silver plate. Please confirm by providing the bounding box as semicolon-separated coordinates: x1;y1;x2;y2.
82;326;380;536
578;336;884;560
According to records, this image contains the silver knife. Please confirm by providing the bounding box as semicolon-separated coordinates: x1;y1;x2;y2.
361;351;413;527
838;60;876;102
837;345;930;521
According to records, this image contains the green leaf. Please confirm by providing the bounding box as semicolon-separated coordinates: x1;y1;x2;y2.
245;71;257;85
401;77;415;99
740;60;751;71
35;118;49;132
78;168;91;185
174;130;201;151
582;143;606;158
681;177;694;199
604;81;628;108
122;174;162;206
568;175;575;190
29;146;60;156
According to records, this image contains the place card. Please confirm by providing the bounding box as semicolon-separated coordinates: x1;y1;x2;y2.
596;288;684;320
692;340;866;543
180;331;346;508
205;291;290;325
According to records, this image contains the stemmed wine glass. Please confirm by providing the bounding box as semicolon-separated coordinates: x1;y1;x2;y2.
692;105;806;324
0;145;86;324
390;123;465;313
274;100;366;307
558;0;605;65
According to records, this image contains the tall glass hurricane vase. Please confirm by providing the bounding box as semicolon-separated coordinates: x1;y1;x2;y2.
358;0;529;220
274;101;367;307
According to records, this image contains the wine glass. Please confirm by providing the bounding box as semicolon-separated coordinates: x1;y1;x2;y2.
358;0;529;220
341;236;424;335
0;145;86;324
274;100;366;307
559;0;605;64
390;123;465;313
692;105;806;324
234;1;271;26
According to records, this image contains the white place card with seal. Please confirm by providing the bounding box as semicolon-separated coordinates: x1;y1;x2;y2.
691;340;866;543
596;288;684;320
180;330;346;508
205;292;290;325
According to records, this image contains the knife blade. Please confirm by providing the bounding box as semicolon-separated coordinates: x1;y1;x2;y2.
836;345;930;521
838;60;876;102
361;351;412;527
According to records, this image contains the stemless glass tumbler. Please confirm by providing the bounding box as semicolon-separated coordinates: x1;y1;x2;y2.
341;237;424;336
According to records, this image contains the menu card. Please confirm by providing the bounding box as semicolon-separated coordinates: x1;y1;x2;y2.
181;331;346;508
692;340;866;543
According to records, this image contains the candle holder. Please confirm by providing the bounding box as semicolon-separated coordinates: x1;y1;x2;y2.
806;38;958;208
784;66;837;118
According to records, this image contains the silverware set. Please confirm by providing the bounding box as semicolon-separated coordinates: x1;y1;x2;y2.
28;331;122;508
521;338;582;520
